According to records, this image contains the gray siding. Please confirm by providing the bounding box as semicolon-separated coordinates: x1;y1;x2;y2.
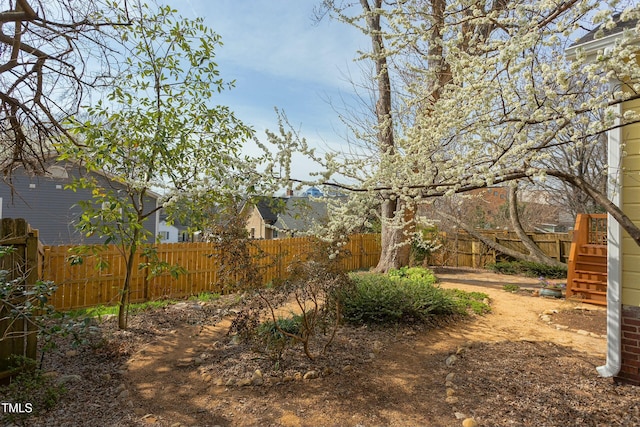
0;162;158;246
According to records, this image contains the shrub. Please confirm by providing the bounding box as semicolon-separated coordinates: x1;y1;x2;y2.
254;315;303;364
487;261;567;279
518;261;567;279
338;271;461;324
388;266;438;284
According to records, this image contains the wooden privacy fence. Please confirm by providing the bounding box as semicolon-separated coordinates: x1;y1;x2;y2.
43;229;572;311
44;234;382;310
431;230;572;268
0;218;43;381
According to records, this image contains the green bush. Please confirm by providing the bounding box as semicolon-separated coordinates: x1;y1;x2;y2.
254;315;303;363
338;270;475;324
487;261;567;279
388;266;438;284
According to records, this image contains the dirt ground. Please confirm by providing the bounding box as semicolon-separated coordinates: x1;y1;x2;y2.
18;268;640;427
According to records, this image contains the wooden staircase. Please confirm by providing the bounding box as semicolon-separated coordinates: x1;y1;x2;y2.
566;214;607;306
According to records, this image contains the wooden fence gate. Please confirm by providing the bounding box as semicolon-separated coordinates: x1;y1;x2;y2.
0;218;42;382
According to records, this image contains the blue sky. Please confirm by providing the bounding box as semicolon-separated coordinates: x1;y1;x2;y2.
173;1;369;182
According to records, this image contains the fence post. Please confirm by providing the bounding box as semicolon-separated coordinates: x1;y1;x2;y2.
0;218;40;382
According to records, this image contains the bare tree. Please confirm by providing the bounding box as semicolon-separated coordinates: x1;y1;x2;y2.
0;0;129;176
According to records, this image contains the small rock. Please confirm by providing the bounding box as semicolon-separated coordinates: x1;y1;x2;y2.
194;357;203;365
368;352;376;360
445;354;458;367
576;329;590;336
251;369;264;386
202;374;212;383
134;408;146;416
555;324;569;330
118;389;130;400
294;372;303;381
65;350;78;357
446;372;456;382
482;298;490;305
283;376;295;382
143;415;158;424
462;418;478;427
215;378;225;386
446;388;456;397
454;412;467;420
303;370;319;380
445;381;455;388
445;396;459;404
590;332;601;338
540;315;552;322
175;358;193;368
237;378;252;387
342;365;353;372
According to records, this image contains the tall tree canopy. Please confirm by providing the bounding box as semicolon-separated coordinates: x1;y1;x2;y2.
286;0;640;270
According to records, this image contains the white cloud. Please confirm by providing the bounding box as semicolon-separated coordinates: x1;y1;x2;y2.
178;0;366;90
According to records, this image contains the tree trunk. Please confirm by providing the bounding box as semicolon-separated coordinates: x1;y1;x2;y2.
118;235;139;330
508;185;565;267
375;199;412;272
359;1;413;272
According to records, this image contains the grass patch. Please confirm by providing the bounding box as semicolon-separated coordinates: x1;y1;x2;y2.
63;292;221;318
503;284;520;293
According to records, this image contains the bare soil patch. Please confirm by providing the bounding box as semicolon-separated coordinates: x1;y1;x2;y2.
16;268;640;427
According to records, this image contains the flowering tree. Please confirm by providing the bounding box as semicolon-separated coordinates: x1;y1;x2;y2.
297;0;640;270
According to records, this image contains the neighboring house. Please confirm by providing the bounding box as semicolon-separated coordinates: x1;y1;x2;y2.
0;159;160;245
566;16;640;385
244;195;328;239
158;214;198;243
158;220;179;243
